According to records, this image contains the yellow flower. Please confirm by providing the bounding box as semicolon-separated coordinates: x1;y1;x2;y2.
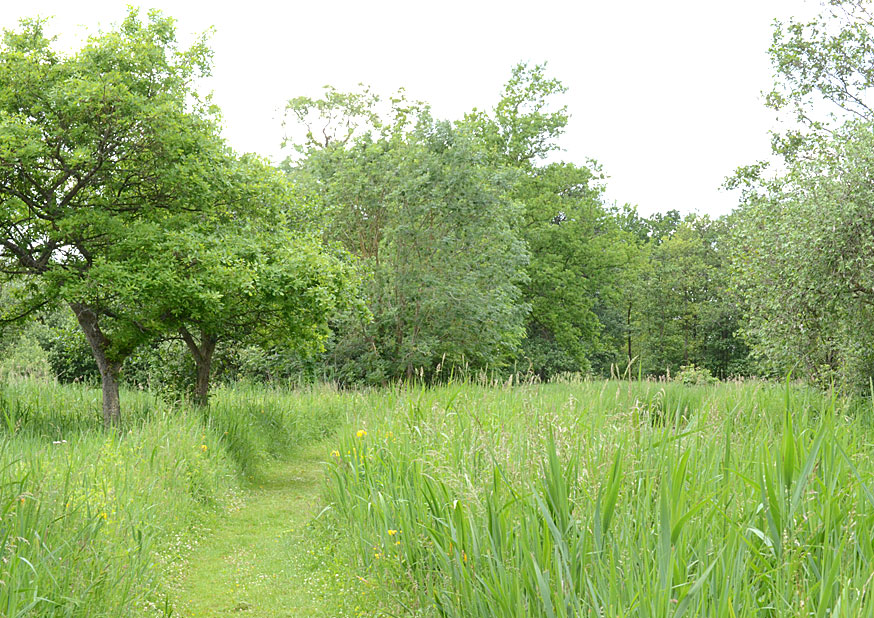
200;444;208;452
387;529;398;536
331;450;340;458
100;512;107;520
356;429;367;438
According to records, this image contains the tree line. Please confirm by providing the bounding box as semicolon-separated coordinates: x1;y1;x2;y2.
1;2;872;423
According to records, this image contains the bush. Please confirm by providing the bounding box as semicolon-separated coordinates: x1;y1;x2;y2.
674;363;718;386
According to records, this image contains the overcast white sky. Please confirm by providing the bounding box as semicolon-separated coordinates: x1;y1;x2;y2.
1;0;819;217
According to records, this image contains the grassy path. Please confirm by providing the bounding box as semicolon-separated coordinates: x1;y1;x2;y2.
176;442;372;617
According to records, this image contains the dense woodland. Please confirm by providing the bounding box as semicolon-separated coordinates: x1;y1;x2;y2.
2;2;874;424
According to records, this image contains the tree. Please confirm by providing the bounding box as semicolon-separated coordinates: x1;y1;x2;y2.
729;0;874;390
135;159;361;404
767;0;874;157
287;93;528;383
516;162;628;377
731;121;874;389
635;218;718;374
0;11;225;424
464;62;569;165
463;63;633;378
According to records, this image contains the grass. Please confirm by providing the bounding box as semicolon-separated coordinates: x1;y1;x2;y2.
6;376;874;616
0;398;236;616
322;379;874;617
0;379;367;617
175;441;380;617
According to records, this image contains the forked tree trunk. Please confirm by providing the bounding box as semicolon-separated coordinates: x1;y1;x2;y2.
180;328;217;407
70;302;122;427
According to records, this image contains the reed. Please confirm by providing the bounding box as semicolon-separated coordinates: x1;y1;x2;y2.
324;379;874;617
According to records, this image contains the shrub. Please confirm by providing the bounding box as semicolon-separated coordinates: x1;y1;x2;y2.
675;363;717;386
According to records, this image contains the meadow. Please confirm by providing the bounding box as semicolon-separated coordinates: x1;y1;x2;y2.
3;377;874;616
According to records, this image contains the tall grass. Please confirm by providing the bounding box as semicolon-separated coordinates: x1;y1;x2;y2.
324;379;874;617
0;379;354;617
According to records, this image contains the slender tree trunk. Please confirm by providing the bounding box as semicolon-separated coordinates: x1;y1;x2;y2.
180;328;217;407
626;302;633;366
70;303;122;427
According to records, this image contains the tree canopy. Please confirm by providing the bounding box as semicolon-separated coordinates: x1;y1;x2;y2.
0;11;360;419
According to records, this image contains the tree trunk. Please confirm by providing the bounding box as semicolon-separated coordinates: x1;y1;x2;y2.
70;303;122;427
180;328;217;407
626;302;633;367
193;350;214;407
100;366;122;426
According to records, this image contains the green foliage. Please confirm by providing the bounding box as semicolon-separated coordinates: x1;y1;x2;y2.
0;9;222;332
731;0;874;392
127;167;362;403
600;211;748;379
288;95;528;384
462;64;637;379
464;62;569;165
637;218;721;373
0;10;231;422
674;364;717;386
516;163;628;377
767;0;874;152
29;307;98;383
731;123;874;390
0;13;361;415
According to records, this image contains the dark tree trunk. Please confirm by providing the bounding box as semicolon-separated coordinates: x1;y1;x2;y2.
626;302;633;367
180;328;217;407
70;303;122;427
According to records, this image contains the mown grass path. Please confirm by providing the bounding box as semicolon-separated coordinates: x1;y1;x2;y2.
176;442;369;617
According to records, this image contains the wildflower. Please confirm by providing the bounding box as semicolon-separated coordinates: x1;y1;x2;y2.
387;529;398;536
331;450;340;458
356;429;367;438
200;444;208;452
100;512;107;520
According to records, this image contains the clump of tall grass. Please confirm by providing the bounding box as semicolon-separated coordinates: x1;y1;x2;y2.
207;381;358;476
324;380;874;617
